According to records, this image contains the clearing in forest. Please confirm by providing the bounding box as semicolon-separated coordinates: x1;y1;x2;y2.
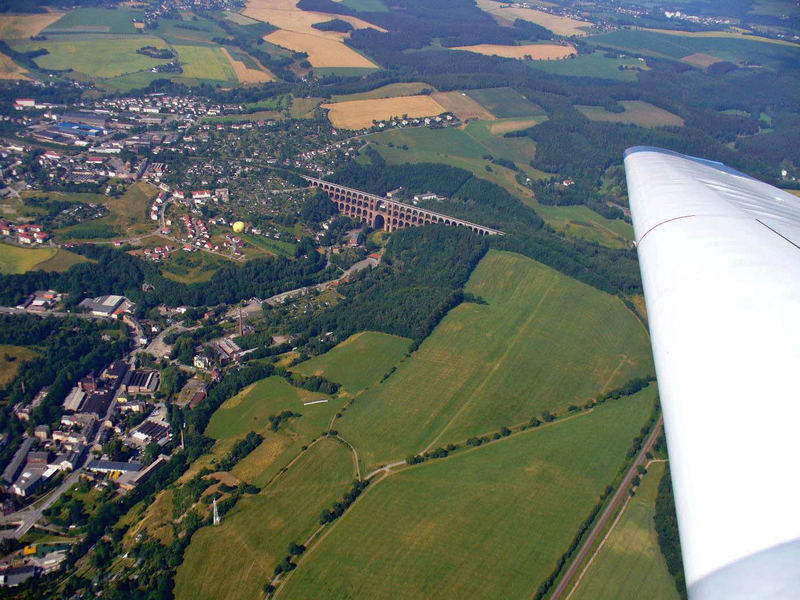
452;42;576;60
337;250;654;468
322;95;448;129
464;86;545;118
278;388;657;600
576;101;684;127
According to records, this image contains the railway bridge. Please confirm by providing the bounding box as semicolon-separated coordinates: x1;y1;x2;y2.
303;176;503;236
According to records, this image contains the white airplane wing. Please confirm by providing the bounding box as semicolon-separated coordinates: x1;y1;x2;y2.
624;147;800;599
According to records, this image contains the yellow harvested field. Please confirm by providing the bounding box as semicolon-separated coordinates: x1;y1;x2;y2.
681;52;723;67
639;27;800;46
323;95;448;129
0;12;64;39
0;52;28;80
477;0;591;36
333;82;435;102
267;29;377;68
244;0;382;68
222;48;275;83
489;118;541;134
431;91;495;121
453;43;576;60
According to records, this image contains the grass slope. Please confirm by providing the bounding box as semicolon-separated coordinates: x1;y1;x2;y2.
206;376;345;487
0;243;57;274
278;388;657;600
292;331;411;394
532;51;645;81
577;101;684;127
174;44;238;82
572;460;680;600
338;250;653;468
175;438;354;600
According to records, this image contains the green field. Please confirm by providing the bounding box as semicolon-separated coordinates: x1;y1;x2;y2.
532;202;634;248
44;8;143;35
278;388;657;599
0;243;57;274
15;36;172;78
337;250;653;469
206;376;345;487
365;123;545;200
338;0;389;11
153;17;226;46
160;251;227;284
0;243;83;274
572;461;680;600
175;437;354;600
240;233;296;257
577;101;684;127
0;345;38;387
465;86;546;118
292;331;411;394
586;29;800;70
173;45;237;82
532;50;646;81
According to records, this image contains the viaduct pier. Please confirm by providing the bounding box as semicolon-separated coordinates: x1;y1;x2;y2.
303;176;503;236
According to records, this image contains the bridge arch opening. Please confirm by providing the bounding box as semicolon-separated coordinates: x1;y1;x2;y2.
374;214;385;230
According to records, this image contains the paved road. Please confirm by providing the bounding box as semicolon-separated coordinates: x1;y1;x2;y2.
550;414;664;600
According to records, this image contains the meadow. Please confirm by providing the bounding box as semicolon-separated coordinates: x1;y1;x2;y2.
292;331;411;394
277;388;657;599
0;345;38;387
0;243;83;274
323;95;447;129
206;376;345;487
430;90;495;121
337;250;653;468
577;101;684;127
15;37;172;79
175;438;354;600
571;461;679;600
464;86;546;119
174;45;238;83
532;202;634;249
532;50;646;81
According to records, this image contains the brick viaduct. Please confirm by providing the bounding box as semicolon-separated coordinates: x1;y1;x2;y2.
303;176;504;236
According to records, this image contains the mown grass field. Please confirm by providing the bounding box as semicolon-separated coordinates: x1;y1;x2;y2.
532;50;646;81
572;461;679;600
175;437;354;600
43;8;142;34
586;29;800;70
577;101;684;127
453;43;576;60
338;251;653;468
292;331;411;394
465;86;547;118
32;248;90;272
174;44;238;83
278;388;657;599
0;12;64;39
14;36;172;78
0;345;38;387
206;376;345;487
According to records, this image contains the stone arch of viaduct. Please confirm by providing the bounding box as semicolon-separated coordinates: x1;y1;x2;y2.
303;176;503;236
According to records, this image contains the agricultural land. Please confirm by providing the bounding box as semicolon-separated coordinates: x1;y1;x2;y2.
453;42;576;60
571;461;679;600
322;95;448;129
476;0;592;36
